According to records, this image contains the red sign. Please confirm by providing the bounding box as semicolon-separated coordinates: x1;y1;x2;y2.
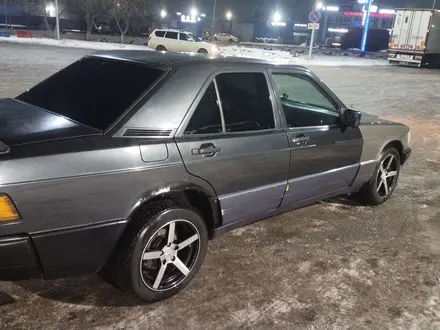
309;10;322;23
344;11;363;17
343;11;393;18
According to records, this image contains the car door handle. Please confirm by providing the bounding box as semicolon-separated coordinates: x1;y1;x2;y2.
191;143;221;157
291;135;310;146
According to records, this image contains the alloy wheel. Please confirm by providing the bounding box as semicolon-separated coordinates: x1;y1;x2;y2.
376;154;399;198
140;220;200;291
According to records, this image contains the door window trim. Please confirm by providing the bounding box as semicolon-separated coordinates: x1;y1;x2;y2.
268;69;347;130
176;69;282;137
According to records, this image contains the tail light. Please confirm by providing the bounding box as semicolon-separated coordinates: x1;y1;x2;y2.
0;195;20;222
415;56;423;61
149;34;152;40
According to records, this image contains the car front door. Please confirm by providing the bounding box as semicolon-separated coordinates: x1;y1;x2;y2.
268;70;363;207
178;33;194;52
176;71;290;227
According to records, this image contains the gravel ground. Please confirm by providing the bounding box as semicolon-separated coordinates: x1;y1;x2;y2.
1;43;440;330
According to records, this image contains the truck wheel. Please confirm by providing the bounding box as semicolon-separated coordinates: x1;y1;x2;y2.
99;201;208;302
197;48;208;54
354;147;401;206
156;45;167;51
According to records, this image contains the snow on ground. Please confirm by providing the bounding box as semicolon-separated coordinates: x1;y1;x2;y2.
0;35;150;51
219;45;388;67
0;36;388;66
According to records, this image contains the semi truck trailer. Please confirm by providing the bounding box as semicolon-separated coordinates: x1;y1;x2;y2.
388;8;440;68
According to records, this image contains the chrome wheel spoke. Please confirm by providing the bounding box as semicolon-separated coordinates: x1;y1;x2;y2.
385;156;395;170
153;263;167;289
377;180;384;192
143;251;162;260
383;179;389;195
167;222;176;245
173;257;190;276
387;171;398;178
177;234;199;250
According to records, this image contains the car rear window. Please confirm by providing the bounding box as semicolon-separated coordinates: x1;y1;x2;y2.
155;30;165;37
16;57;164;131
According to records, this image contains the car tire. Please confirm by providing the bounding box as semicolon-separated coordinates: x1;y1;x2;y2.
156;45;167;51
354;147;401;206
99;200;208;302
197;48;208;54
229;39;234;43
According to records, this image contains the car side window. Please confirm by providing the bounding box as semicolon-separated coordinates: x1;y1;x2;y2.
155;30;165;37
272;74;340;128
216;73;275;132
184;83;222;135
165;31;178;40
179;33;190;41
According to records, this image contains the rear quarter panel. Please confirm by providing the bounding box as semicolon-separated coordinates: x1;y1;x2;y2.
0;137;214;237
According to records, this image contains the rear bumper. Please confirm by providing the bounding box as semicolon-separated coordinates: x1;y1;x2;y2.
388;58;421;67
0;220;127;281
403;148;412;164
0;237;41;281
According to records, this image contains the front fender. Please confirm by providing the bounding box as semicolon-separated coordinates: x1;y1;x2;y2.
359;122;410;163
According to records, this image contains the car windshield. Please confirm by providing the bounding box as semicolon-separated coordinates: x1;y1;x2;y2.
16;57;164;131
187;33;200;42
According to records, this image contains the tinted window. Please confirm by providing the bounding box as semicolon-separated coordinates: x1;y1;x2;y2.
216;73;275;132
155;30;165;37
185;83;222;134
272;74;339;128
17;57;163;131
165;31;178;39
179;33;190;41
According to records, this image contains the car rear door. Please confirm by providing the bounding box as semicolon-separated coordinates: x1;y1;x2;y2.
164;31;179;51
268;69;363;207
175;71;290;227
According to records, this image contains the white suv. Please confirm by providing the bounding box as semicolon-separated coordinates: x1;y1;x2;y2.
148;29;220;54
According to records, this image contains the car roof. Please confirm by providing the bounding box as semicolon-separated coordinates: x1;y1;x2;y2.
89;50;308;71
154;28;190;33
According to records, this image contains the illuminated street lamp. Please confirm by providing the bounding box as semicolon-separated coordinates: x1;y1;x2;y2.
273;12;282;22
315;1;324;10
45;4;55;16
190;8;198;16
160;9;167;18
226;10;232;20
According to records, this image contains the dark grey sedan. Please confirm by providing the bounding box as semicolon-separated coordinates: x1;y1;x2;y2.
0;51;411;302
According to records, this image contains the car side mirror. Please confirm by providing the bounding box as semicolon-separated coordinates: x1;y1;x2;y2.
343;108;362;128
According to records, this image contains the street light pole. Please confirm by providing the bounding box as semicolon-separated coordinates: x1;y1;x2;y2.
55;0;60;40
212;0;216;29
4;0;8;30
433;0;437;9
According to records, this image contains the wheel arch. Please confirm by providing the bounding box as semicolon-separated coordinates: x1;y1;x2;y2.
382;140;404;164
126;183;222;239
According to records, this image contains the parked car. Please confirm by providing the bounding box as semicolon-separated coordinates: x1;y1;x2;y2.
148;28;219;54
211;33;239;42
0;51;411;302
